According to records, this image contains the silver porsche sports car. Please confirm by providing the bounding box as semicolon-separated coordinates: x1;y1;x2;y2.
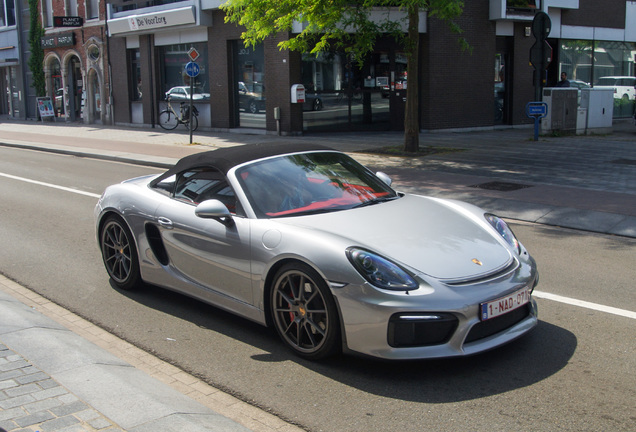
95;143;539;360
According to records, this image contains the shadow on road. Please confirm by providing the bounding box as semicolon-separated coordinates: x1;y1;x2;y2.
116;281;576;404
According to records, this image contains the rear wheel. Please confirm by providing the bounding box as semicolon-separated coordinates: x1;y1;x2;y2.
100;215;141;290
270;262;341;359
185;114;198;132
158;110;178;130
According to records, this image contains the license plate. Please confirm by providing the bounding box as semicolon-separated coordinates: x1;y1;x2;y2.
480;287;531;321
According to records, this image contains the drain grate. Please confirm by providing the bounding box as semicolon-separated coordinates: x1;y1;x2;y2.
470;181;533;192
611;159;636;166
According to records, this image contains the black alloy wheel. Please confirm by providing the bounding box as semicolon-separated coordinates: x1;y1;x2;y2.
271;263;340;359
100;216;141;290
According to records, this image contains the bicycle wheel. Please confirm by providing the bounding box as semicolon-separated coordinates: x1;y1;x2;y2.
185;114;198;132
158;110;178;130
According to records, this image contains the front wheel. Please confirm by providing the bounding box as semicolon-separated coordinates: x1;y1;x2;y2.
185;114;198;132
158;110;178;130
99;215;141;290
270;262;341;360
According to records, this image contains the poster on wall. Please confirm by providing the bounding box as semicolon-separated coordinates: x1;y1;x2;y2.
36;97;56;121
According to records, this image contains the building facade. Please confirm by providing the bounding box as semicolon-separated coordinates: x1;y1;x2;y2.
0;0;29;119
12;1;636;131
40;0;110;123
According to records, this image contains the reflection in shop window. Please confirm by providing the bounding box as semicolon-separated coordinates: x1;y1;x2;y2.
506;0;537;9
558;39;636;118
301;50;395;132
159;43;209;101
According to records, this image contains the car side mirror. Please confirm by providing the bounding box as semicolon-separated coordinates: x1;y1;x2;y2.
376;171;392;187
195;200;234;227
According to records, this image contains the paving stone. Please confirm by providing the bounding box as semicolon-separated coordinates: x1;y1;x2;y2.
0;359;29;372
0;406;25;421
49;400;88;417
15;371;49;385
5;382;40;397
0;369;25;381
90;417;114;429
22;395;63;414
0;394;36;409
15;409;55;427
0;419;18;431
32;385;68;401
0;379;18;390
40;415;80;432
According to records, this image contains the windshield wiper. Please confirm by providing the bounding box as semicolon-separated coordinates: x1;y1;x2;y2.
353;196;399;208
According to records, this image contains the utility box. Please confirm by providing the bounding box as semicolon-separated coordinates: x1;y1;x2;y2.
541;88;578;134
580;88;614;134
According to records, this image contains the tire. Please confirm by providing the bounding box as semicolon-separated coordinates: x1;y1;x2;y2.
313;98;323;111
270;262;341;359
100;215;141;290
158;110;178;130
185;114;198;132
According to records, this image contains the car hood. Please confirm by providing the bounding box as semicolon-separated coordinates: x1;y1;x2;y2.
277;194;513;281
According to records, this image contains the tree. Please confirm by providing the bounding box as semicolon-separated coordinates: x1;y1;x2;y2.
222;0;466;152
28;0;46;97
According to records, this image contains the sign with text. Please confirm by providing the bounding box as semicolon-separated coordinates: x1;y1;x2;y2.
41;32;75;49
53;16;83;27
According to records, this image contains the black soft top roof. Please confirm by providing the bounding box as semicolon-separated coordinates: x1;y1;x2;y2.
149;142;334;185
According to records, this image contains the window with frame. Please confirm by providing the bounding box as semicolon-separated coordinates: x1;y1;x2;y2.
86;0;99;19
41;0;53;27
153;168;239;214
0;0;15;27
128;49;142;101
158;42;209;101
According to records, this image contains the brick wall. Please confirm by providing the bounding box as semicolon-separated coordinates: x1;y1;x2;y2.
421;0;496;130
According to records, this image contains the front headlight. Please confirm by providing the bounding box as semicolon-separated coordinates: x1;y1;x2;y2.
485;213;520;253
346;247;419;291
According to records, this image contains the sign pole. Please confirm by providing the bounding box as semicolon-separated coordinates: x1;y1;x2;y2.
185;47;200;145
189;76;194;144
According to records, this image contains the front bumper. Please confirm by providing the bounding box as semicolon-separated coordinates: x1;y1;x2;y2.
332;264;539;360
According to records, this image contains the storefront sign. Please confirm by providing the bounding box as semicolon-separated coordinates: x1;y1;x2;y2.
41;33;75;49
108;7;196;35
54;16;83;27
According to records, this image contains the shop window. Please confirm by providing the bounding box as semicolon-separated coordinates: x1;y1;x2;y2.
127;49;142;101
158;43;209;101
234;41;265;128
558;40;636;118
301;50;392;132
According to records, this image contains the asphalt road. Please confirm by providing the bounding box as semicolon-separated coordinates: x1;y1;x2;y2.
1;147;634;432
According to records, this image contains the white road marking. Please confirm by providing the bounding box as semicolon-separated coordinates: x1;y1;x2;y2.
533;290;636;320
0;172;102;198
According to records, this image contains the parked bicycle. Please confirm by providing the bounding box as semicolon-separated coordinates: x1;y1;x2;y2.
159;97;199;131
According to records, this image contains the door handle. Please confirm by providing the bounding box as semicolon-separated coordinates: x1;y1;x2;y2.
157;217;173;229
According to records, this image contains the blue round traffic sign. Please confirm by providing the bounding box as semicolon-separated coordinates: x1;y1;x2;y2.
185;62;200;78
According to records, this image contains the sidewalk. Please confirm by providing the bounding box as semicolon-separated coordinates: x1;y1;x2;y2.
1;116;635;431
0;275;302;432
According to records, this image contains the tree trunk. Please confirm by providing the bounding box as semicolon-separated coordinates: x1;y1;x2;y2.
403;5;420;152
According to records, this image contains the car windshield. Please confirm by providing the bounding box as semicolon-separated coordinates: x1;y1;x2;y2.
236;152;398;218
